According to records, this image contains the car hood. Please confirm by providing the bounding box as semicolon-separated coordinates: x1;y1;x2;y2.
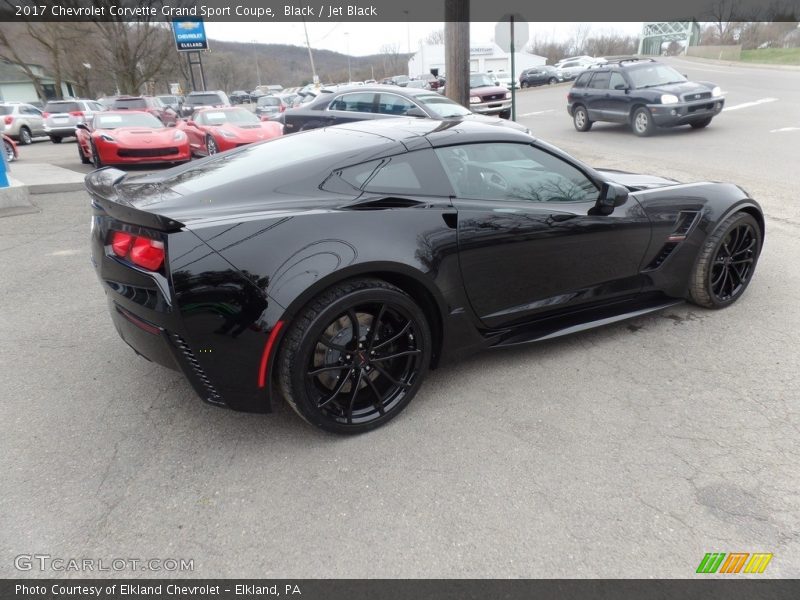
471;84;509;96
98;127;175;144
638;80;712;96
596;168;680;190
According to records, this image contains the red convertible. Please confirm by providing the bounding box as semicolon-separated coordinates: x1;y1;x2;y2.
179;107;283;156
76;111;190;168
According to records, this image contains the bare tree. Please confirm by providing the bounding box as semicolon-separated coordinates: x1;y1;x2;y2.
380;43;403;75
0;27;46;100
425;29;445;45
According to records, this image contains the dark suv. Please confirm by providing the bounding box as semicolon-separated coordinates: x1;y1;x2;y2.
566;58;725;136
519;66;563;87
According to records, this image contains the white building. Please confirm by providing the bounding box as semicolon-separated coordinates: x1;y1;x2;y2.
407;43;546;79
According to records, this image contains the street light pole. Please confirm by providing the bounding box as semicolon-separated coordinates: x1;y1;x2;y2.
345;32;351;82
252;40;262;87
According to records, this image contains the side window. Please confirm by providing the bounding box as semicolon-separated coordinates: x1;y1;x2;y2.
588;72;611;90
573;72;592;88
609;72;627;90
434;143;599;204
324;149;451;197
328;92;376;113
377;93;416;116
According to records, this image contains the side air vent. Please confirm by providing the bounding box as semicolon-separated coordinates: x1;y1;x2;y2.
171;333;225;406
645;211;700;271
345;197;426;210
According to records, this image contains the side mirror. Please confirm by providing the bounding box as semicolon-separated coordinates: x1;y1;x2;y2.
186;120;196;127
405;107;427;118
76;123;89;131
614;84;628;91
594;182;629;215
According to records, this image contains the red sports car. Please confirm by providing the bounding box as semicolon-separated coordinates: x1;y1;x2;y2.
179;107;283;156
76;111;190;168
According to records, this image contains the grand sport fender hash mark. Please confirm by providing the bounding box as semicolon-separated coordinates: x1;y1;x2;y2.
88;117;764;433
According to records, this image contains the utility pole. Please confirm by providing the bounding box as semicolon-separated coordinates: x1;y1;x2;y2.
302;17;319;85
345;32;351;82
445;0;469;108
252;40;262;87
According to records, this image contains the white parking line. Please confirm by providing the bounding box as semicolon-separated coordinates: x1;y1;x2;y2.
722;98;778;111
770;127;800;133
519;109;555;117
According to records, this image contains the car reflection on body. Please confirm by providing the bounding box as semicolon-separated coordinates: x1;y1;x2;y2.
178;107;283;156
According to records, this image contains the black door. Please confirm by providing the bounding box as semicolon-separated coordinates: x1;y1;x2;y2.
434;142;652;329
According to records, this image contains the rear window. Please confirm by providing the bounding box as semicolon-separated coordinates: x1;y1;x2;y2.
187;94;224;105
114;98;147;109
573;72;592;88
257;97;280;106
44;102;81;113
0;106;14;115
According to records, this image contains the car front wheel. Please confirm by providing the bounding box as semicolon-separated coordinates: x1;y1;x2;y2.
573;106;592;132
278;278;432;434
18;127;32;145
4;139;15;162
688;212;762;309
690;117;713;129
632;107;655;137
90;142;103;168
206;135;218;155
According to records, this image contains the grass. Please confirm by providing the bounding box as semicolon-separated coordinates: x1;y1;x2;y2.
739;48;800;65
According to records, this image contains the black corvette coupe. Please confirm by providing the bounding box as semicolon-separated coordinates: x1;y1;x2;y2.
88;118;763;433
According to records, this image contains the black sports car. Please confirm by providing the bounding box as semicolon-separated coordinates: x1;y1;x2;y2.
277;85;528;134
88;118;763;434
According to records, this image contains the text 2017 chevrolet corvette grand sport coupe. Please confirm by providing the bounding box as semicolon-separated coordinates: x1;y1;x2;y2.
88;118;763;434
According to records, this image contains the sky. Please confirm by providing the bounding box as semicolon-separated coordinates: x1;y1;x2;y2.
204;22;644;56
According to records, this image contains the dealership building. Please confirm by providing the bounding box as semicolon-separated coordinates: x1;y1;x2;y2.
407;43;546;78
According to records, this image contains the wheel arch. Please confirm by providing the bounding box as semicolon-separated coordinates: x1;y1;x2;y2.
275;262;447;371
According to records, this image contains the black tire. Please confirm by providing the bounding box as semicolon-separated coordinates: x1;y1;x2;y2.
205;135;218;155
4;140;15;162
277;278;432;434
77;142;91;165
521;81;529;88
50;136;63;144
18;126;32;145
690;117;713;129
499;110;511;120
548;77;557;85
572;105;592;132
90;142;103;168
688;212;761;309
631;107;655;137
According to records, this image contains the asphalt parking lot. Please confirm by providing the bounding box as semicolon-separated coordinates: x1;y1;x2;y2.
1;57;799;578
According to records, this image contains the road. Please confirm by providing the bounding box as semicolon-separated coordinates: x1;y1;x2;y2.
1;58;799;579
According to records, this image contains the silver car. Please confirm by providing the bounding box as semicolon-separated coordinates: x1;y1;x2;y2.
43;99;106;143
0;103;46;145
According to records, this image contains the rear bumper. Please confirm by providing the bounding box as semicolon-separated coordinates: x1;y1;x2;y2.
647;98;725;126
44;125;78;137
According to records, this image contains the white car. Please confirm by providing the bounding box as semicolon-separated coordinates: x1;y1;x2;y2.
556;59;598;81
491;72;519;90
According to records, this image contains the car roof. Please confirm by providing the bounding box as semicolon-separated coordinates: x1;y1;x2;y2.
331;117;532;148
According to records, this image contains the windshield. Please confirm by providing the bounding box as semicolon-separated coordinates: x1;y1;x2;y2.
197;109;259;125
470;74;496;88
114;98;148;109
417;94;471;118
95;112;163;129
627;65;687;88
187;94;224;105
257;97;280;106
158;96;177;104
44;102;81;113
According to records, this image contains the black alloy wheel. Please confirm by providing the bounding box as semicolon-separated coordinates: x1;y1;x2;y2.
4;140;14;162
278;279;431;434
90;142;103;168
77;142;91;164
689;212;761;308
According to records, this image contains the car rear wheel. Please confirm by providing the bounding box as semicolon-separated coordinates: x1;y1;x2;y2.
4;140;15;162
521;81;529;88
632;107;655;137
690;117;713;129
90;142;103;168
18;127;32;145
206;135;218;155
688;212;761;309
573;105;592;132
50;136;63;144
77;142;91;164
278;278;432;434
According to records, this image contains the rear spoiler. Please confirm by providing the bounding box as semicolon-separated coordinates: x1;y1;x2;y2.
85;167;185;232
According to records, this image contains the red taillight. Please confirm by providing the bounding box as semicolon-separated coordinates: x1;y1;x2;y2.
109;231;164;271
279;104;285;112
69;111;84;118
111;231;134;257
130;236;165;271
42;112;50;118
3;116;12;125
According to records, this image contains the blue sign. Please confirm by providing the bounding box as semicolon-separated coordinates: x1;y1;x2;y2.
171;20;209;52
